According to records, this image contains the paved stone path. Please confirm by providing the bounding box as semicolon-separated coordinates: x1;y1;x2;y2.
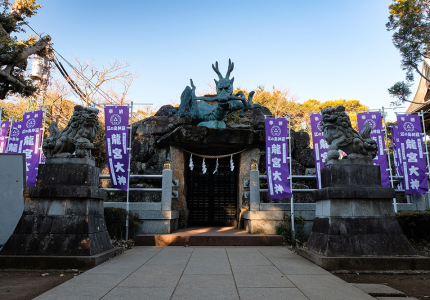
36;246;376;300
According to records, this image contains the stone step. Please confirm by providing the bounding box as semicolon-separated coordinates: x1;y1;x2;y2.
352;283;406;297
135;234;284;246
134;227;283;246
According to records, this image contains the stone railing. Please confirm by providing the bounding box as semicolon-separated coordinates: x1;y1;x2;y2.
100;168;180;234
242;168;428;235
99;170;179;210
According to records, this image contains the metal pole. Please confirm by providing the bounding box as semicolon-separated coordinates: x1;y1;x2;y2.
420;111;430;192
287;114;295;244
5;117;15;153
38;106;47;164
125;101;133;241
382;107;397;213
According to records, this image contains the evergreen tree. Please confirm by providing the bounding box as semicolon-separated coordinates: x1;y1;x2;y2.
386;0;430;105
0;0;51;99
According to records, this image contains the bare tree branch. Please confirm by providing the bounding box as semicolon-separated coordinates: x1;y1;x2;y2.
70;57;137;106
0;69;25;87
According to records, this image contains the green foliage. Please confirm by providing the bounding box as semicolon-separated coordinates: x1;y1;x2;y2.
386;0;430;105
225;110;241;124
388;81;412;104
275;213;307;247
396;211;430;241
0;0;50;99
104;207;142;240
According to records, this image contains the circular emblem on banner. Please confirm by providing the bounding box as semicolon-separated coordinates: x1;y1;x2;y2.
271;126;281;136
11;128;19;137
366;119;376;129
317;121;322;132
110;114;122;125
26;118;36;128
403;122;414;132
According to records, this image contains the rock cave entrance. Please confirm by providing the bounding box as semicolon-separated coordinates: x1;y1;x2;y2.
186;155;238;227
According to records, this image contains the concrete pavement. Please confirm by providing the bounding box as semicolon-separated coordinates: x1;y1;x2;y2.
35;246;378;300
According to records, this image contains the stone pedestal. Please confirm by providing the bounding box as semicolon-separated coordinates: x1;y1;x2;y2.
0;160;121;267
306;160;416;257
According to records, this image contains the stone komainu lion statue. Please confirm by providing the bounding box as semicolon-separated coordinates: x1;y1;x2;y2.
321;106;377;162
42;105;99;159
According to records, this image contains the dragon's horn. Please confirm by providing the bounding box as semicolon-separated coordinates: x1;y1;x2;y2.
225;59;234;79
212;61;223;80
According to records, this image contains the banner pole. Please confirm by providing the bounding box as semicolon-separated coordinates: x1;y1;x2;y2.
394;111;405;199
382;107;397;213
420;110;430;192
287;114;295;245
5;117;15;153
39;106;47;165
125;101;133;241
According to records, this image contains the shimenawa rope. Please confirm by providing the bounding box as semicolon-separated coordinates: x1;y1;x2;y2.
179;148;245;159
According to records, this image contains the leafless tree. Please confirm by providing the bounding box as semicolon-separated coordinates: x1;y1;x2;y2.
71;57;137;107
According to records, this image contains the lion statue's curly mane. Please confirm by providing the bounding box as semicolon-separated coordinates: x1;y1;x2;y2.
321;106;377;162
42;105;99;158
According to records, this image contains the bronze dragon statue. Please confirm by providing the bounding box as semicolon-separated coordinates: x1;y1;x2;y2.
170;59;261;128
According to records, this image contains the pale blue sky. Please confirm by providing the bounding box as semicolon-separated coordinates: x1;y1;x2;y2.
24;0;413;119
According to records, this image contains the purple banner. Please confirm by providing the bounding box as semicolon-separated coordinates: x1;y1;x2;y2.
6;121;22;153
21;111;44;186
310;114;329;189
265;118;292;199
396;114;428;194
0;121;10;153
105;106;130;191
357;112;390;188
392;125;404;190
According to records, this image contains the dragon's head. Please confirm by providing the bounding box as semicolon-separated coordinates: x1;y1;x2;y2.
212;59;235;103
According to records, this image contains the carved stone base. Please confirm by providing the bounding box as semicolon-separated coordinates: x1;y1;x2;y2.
297;247;430;271
306;162;416;257
307;215;417;257
0;162;112;257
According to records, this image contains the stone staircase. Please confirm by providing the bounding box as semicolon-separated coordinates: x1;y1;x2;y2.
135;227;283;246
